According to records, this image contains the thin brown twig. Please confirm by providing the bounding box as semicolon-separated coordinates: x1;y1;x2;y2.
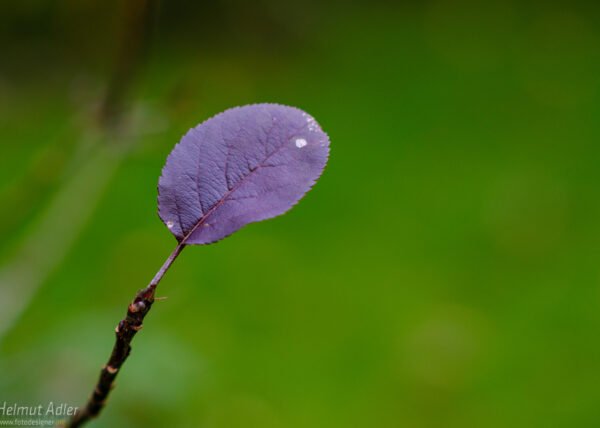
67;242;185;427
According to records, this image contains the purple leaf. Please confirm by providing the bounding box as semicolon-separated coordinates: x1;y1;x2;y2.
158;103;330;245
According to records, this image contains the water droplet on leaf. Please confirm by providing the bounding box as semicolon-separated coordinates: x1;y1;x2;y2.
295;138;307;148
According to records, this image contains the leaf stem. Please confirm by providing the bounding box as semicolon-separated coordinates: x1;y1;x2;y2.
66;242;186;428
147;241;186;292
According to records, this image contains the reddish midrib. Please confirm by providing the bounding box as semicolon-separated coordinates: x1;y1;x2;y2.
178;138;291;244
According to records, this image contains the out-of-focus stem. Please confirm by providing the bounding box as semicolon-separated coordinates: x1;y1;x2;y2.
0;0;156;344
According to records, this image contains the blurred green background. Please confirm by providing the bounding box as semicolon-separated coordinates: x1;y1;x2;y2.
1;0;600;427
